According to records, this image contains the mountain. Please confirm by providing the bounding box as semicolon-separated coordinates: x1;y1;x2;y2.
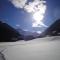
39;19;60;37
0;21;23;42
16;28;40;40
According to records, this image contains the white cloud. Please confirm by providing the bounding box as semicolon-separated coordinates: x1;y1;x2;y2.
36;31;42;34
10;0;27;8
24;29;28;31
10;0;47;27
30;0;47;27
24;0;40;13
16;24;20;27
24;0;46;13
24;3;35;13
32;21;48;27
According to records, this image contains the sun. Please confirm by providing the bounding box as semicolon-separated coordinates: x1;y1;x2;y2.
33;11;44;22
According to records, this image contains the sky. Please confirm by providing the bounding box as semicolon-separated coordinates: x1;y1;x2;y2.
0;0;60;33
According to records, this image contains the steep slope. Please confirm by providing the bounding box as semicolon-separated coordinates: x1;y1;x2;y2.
0;21;23;42
39;19;60;37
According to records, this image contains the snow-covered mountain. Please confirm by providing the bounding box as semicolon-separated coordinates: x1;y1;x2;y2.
16;28;40;40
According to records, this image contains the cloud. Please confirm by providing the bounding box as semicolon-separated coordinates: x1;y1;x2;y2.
16;24;20;27
36;31;42;34
32;21;48;27
10;0;27;8
24;0;40;13
24;29;28;31
24;0;46;13
10;0;47;27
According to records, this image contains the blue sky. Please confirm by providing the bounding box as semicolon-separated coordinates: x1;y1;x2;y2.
0;0;60;33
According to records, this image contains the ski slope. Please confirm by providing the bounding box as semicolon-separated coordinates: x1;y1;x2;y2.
0;36;60;60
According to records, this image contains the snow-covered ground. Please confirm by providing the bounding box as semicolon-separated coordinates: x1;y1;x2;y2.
0;36;60;60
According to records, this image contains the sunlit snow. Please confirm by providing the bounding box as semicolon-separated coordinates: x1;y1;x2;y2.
0;36;60;60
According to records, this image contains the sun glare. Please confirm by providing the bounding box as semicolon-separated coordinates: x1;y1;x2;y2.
33;11;44;22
